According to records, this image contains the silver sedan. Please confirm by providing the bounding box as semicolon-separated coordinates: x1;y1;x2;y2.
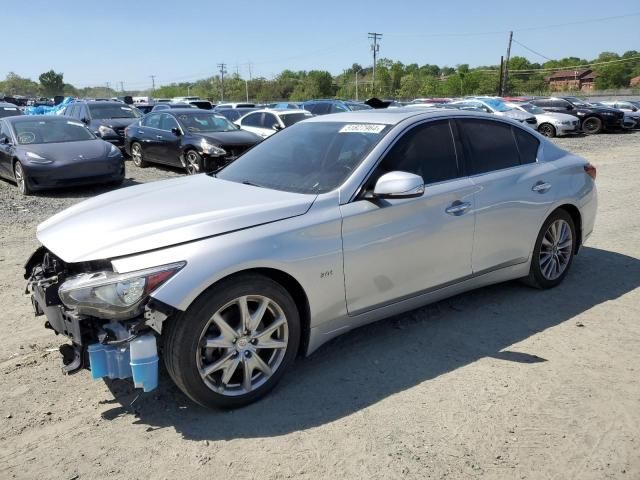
26;109;598;408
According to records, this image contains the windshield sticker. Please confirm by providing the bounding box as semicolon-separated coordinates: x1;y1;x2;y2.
3;107;17;110
339;124;385;134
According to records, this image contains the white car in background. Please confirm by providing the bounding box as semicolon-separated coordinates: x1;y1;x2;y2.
235;108;313;138
507;102;580;137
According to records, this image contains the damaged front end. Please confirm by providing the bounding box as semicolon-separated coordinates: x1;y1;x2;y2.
25;246;183;392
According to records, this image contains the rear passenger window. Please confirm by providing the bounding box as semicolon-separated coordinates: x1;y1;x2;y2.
242;113;262;127
373;120;459;185
513;128;539;164
458;119;520;174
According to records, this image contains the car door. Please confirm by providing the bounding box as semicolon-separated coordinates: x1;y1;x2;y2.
340;120;475;314
456;118;557;273
152;113;183;166
136;113;163;162
0;120;14;179
239;112;268;137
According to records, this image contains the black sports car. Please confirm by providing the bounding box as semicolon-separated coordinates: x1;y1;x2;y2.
0;116;125;195
124;109;262;174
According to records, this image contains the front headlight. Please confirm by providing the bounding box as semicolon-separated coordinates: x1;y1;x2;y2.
26;151;53;164
59;262;185;320
107;144;121;157
577;112;586;116
97;125;117;137
200;139;226;156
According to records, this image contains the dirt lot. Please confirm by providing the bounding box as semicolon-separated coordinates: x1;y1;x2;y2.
1;132;639;480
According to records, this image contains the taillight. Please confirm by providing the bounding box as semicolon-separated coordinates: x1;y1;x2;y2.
584;163;596;180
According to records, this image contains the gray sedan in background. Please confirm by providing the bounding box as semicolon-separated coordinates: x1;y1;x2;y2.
25;109;597;408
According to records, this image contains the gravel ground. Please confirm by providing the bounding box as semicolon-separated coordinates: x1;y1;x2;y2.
0;132;639;480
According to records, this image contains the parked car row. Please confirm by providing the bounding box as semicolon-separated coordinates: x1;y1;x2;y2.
0;92;638;196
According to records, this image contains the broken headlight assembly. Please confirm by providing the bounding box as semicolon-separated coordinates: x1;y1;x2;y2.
58;262;185;320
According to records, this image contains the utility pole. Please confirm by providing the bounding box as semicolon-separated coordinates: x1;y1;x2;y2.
150;75;156;93
498;56;504;95
355;69;359;101
502;31;513;96
368;32;382;94
120;81;124;93
217;63;227;101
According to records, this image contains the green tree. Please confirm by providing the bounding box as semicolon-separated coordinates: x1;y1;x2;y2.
39;70;65;96
0;72;40;96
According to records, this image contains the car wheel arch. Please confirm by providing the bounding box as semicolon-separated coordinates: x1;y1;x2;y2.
169;267;312;357
537;204;583;256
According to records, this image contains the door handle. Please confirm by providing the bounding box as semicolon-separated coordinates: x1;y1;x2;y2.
445;201;471;216
156;135;163;139
532;181;552;193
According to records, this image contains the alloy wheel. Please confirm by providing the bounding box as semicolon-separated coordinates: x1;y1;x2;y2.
539;219;573;281
186;152;200;175
539;124;555;137
14;163;26;194
196;295;289;396
131;144;142;166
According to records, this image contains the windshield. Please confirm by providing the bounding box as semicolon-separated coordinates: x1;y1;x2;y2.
482;98;512;112
88;104;140;119
347;103;373;111
565;97;590;107
281;113;312;127
177;113;238;132
217;121;390;194
0;106;21;118
519;103;545;115
13;119;95;145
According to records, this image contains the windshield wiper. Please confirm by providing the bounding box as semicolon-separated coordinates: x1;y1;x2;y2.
241;180;263;188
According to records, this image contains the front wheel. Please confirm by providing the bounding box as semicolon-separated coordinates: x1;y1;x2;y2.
581;116;602;135
14;161;31;195
538;123;556;138
184;150;202;175
525;210;576;289
163;274;300;409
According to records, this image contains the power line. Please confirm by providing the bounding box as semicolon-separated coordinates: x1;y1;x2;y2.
512;39;553;61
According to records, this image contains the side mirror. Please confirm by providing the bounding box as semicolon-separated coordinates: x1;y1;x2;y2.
565;105;574;111
0;135;9;145
171;127;182;136
371;171;424;199
81;117;90;125
273;123;283;131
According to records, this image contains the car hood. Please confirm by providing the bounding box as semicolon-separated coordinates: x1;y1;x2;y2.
496;109;532;121
536;112;577;123
37;175;316;263
197;129;261;146
19;139;111;162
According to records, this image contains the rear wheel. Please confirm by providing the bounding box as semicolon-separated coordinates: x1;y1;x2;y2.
525;210;576;289
14;161;31;195
581;116;602;135
163;274;300;409
130;142;147;168
184;150;202;175
538;123;556;138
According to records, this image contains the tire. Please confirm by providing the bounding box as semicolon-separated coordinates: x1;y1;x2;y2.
13;161;31;195
184;150;202;175
163;273;301;409
130;142;147;168
525;209;576;289
538;123;556;138
581;116;602;135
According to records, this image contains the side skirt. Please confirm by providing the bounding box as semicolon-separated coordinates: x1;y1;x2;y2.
305;260;530;355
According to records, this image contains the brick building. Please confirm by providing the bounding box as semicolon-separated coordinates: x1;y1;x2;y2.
545;69;597;92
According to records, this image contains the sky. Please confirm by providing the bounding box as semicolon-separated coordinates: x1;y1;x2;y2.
2;0;639;90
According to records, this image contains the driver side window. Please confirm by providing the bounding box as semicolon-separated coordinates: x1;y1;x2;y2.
367;120;460;189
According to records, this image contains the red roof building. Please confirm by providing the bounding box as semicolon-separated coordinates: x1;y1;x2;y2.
545;69;597;92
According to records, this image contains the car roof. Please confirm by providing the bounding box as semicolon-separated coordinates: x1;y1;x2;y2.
6;115;68;123
166;108;225;115
303;107;482;125
250;108;310;115
0;102;18;107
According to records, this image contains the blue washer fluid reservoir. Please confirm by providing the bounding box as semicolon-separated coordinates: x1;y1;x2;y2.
87;343;108;379
129;334;159;392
